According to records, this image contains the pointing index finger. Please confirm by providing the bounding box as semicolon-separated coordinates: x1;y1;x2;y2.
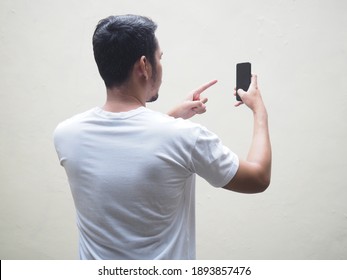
193;79;218;101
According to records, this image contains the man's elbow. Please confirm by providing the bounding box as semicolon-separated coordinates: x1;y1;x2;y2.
243;167;271;193
256;174;271;193
223;177;270;194
223;163;271;194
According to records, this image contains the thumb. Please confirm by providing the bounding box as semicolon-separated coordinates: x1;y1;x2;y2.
191;100;206;114
237;88;246;98
190;100;204;108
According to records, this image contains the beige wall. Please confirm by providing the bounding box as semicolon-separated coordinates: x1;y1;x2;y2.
1;0;346;259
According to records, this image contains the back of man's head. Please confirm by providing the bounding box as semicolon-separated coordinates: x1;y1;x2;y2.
92;15;158;89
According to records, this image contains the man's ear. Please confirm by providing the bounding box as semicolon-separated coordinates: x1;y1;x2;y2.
138;56;152;80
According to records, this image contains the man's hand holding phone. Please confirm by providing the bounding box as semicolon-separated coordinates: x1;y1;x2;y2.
235;74;266;114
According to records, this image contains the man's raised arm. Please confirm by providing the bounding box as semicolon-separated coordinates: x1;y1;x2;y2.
224;74;272;193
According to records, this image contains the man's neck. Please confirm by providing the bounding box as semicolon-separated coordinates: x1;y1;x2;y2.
102;85;146;113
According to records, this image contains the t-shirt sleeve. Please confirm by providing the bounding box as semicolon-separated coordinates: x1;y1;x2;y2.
190;126;239;188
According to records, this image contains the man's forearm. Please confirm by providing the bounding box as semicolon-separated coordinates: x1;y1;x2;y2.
247;108;272;186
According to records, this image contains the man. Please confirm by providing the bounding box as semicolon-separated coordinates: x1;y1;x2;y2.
53;15;271;260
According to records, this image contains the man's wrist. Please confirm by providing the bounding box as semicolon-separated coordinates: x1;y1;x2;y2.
253;105;268;121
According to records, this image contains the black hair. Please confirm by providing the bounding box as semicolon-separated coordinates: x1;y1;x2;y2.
92;15;158;88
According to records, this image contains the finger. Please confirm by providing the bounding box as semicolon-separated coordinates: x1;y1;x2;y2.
251;74;258;89
234;101;243;107
193;80;217;100
190;100;204;108
237;88;246;97
193;79;218;100
191;101;206;113
200;97;208;104
193;104;207;114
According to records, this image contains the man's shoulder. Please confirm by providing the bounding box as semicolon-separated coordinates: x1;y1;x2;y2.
53;108;96;136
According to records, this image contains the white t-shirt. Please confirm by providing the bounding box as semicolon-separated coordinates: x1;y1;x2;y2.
53;107;239;259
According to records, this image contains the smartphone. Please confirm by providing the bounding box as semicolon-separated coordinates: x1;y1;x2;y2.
236;62;252;101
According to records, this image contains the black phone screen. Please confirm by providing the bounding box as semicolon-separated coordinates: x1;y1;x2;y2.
236;62;251;101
